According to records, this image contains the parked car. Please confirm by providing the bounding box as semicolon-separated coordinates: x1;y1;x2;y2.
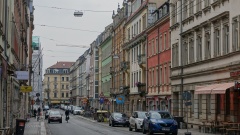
108;112;129;127
43;105;49;111
73;107;84;115
48;111;62;123
129;111;147;132
45;110;51;119
70;105;76;114
142;111;178;135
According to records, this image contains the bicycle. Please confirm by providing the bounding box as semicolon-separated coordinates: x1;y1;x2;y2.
66;115;69;123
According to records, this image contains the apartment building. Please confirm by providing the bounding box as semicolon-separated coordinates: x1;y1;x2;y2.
170;0;240;127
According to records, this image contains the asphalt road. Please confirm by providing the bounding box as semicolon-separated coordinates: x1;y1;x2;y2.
45;109;143;135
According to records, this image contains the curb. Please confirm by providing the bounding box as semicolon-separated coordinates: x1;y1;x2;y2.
78;115;96;123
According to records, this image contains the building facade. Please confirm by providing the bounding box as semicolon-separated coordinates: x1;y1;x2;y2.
146;1;171;112
43;62;74;106
170;0;240;128
69;58;80;105
99;24;113;111
0;0;34;133
31;36;43;103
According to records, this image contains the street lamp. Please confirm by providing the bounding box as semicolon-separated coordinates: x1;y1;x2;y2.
74;11;83;17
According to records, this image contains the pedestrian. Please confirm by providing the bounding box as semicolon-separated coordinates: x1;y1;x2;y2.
37;107;41;116
33;109;37;118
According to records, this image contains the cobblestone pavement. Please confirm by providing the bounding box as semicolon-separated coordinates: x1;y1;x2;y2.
24;116;46;135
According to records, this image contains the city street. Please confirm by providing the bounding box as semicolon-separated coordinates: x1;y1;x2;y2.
46;109;142;135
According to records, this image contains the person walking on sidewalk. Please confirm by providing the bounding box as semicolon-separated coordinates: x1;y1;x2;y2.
33;108;37;118
37;107;41;121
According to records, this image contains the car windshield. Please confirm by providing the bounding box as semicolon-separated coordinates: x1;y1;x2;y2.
114;113;126;118
137;112;146;119
45;106;49;108
151;112;172;119
75;107;81;110
50;111;60;115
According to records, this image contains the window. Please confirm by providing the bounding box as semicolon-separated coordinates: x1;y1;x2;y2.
207;94;211;115
54;85;57;89
128;28;130;40
142;13;146;30
164;66;167;84
232;17;239;51
66;85;69;89
132;26;134;38
205;31;211;59
152;69;154;86
163;5;167;15
196;0;202;12
189;38;194;63
160;67;162;85
54;77;57;81
48;77;49;81
136;22;138;35
156;68;158;86
139;70;141;82
62;85;64;89
54;92;57;98
226;90;230;115
155;38;158;54
62;93;64;98
66;77;69;81
204;0;210;7
62;77;64;81
183;0;188;20
164;33;167;50
171;2;177;25
223;25;229;54
139;19;141;33
132;73;134;87
198;95;202;118
189;0;194;16
66;93;69;98
47;85;49;89
159;35;162;52
183;40;188;65
159;9;162;18
152;40;154;55
214;28;221;56
197;35;202;61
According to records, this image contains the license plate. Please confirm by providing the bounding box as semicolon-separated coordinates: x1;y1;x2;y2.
162;127;170;131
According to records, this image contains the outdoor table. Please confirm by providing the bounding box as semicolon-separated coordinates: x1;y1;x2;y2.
222;122;240;135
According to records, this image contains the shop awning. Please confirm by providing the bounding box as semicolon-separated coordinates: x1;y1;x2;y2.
51;101;60;104
195;82;234;94
211;82;234;94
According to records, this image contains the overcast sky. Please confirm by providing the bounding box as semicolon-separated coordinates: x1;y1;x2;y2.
33;0;123;73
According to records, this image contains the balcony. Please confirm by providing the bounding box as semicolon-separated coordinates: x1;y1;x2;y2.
137;54;146;67
120;61;130;72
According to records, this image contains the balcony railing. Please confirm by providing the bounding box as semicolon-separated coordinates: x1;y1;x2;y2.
137;54;146;65
120;61;130;71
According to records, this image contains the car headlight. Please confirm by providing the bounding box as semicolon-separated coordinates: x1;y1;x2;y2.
173;121;178;125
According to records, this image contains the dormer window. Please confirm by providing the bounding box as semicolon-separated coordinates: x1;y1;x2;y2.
159;9;162;18
163;5;167;15
63;69;68;73
53;69;59;73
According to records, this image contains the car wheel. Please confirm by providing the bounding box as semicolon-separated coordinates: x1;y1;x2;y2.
148;127;154;135
48;120;50;123
135;124;139;132
109;121;111;126
129;125;132;131
172;133;177;135
60;120;62;123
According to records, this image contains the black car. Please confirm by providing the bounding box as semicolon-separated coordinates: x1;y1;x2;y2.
109;112;129;127
48;111;62;123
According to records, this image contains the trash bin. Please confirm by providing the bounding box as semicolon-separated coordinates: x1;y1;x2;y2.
173;116;184;129
15;119;26;135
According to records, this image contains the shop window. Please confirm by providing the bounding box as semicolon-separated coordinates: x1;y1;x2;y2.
216;95;221;114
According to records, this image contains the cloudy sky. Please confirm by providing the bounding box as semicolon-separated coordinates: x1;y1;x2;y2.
33;0;123;72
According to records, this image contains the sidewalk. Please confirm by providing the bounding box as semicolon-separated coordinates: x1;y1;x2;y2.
24;116;47;135
78;115;221;135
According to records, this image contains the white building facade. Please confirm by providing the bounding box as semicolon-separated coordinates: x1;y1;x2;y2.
170;0;240;127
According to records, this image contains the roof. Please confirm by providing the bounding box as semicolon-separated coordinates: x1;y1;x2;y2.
48;61;75;69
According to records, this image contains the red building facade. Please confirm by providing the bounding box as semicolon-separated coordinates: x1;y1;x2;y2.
146;2;171;112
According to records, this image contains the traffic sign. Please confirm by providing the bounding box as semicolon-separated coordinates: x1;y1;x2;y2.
20;86;32;92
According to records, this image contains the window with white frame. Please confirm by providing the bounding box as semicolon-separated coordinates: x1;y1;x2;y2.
189;38;194;63
189;0;194;16
159;35;162;52
214;28;221;56
205;30;211;59
160;67;162;85
152;40;154;55
197;35;202;61
152;70;154;86
163;5;167;15
139;19;141;33
183;0;188;20
128;28;130;40
172;45;176;67
164;33;167;50
232;16;239;51
156;68;158;86
155;38;158;53
223;24;229;54
164;66;167;84
159;9;162;18
196;0;202;12
54;92;57;98
171;3;177;25
183;40;188;65
168;64;171;83
204;0;210;7
132;73;134;87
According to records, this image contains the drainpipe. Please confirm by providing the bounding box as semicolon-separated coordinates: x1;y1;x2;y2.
3;0;9;132
180;0;184;117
